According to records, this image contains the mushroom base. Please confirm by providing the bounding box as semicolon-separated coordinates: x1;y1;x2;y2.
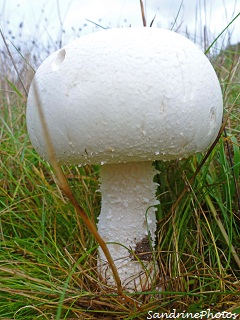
97;161;159;291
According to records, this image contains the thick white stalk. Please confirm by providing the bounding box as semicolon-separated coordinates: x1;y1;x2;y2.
97;161;159;291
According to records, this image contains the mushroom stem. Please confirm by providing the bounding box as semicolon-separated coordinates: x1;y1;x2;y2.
98;161;159;291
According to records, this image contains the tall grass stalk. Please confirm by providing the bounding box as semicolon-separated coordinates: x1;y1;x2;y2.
0;2;240;319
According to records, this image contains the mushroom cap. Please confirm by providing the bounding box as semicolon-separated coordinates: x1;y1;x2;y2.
26;27;223;164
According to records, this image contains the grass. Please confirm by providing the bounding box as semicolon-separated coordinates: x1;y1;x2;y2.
1;4;240;320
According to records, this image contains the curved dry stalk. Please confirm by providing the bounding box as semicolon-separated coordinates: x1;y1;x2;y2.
32;82;141;309
140;0;146;27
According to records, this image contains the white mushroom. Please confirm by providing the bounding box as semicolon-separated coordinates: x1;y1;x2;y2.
26;27;223;291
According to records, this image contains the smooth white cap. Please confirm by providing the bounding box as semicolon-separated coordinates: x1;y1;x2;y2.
27;27;223;164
